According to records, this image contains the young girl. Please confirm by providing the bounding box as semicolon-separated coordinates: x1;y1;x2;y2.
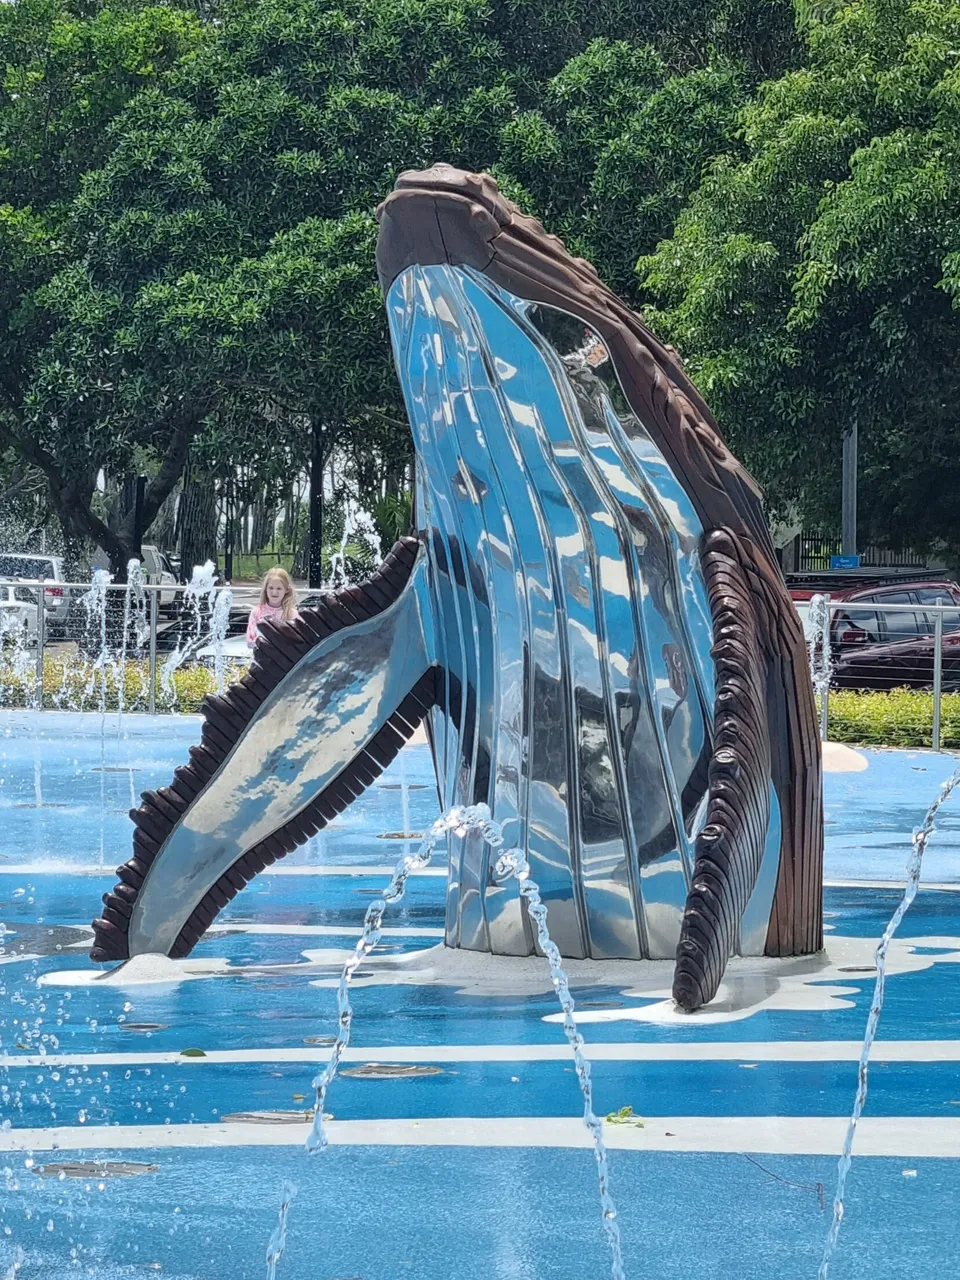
247;567;299;649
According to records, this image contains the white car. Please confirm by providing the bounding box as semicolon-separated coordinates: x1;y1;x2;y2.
0;553;70;636
795;600;813;642
0;583;39;648
141;545;179;614
195;633;251;670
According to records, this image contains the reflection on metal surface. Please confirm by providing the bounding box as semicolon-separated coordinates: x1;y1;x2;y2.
127;551;433;956
386;263;782;961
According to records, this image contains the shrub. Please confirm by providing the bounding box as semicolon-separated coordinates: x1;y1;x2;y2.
0;655;249;714
0;659;956;752
826;689;960;750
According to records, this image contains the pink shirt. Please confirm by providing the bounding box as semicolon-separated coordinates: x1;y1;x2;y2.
247;602;298;648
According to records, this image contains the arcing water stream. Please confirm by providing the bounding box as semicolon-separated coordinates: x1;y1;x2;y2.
819;760;960;1277
270;804;628;1279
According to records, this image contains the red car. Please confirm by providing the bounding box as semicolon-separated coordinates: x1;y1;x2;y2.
788;576;960;690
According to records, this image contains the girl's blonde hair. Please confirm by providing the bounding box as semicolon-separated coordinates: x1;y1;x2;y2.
259;567;297;620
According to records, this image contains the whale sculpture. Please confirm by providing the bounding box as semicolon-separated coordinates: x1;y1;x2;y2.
90;166;823;1011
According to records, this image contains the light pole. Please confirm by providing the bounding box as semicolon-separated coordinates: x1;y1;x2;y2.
308;419;323;588
841;416;858;557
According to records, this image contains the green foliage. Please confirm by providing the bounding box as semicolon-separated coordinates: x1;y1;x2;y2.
640;0;960;555
0;654;248;712
827;688;960;749
0;0;864;569
370;491;413;547
500;43;750;296
0;0;207;571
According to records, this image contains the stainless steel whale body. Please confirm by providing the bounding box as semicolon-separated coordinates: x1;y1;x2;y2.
91;167;823;1011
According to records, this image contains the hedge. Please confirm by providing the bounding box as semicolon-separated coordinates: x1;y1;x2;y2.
0;655;248;715
0;659;956;750
825;689;960;750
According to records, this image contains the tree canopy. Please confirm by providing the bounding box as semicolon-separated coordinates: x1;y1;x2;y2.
640;0;960;558
4;0;956;571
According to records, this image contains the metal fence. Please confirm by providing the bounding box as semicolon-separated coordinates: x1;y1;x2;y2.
0;578;307;715
796;533;927;572
804;595;959;751
4;579;959;750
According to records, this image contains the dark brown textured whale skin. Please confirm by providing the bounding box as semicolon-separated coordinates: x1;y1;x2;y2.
673;528;772;1012
377;166;823;1009
89;538;437;963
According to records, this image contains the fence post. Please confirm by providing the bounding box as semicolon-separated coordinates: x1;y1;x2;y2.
35;594;45;710
819;596;831;742
148;589;158;716
932;598;944;753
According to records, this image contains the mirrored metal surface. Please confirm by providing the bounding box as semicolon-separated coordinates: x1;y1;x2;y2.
128;552;433;955
387;263;784;960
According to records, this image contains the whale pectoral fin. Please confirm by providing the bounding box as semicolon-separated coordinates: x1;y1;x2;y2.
673;528;805;1011
90;537;437;963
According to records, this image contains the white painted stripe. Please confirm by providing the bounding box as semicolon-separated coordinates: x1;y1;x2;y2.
2;1116;959;1158
824;879;960;891
0;864;446;878
206;924;444;938
4;1040;959;1070
266;865;447;877
6;868;955;885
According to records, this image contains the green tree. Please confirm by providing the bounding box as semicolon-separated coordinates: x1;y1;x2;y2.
500;41;750;297
640;0;960;559
0;0;204;572
5;0;800;577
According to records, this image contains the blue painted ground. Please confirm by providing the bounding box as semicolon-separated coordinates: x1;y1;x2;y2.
824;747;960;880
2;1147;956;1280
0;713;959;1278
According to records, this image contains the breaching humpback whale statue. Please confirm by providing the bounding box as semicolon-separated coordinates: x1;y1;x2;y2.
90;166;823;1012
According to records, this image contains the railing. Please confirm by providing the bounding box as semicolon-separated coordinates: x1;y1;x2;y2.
797;533;927;572
0;578;326;716
4;579;959;751
805;596;959;751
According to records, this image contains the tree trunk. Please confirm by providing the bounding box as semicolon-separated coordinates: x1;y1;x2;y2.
179;469;218;581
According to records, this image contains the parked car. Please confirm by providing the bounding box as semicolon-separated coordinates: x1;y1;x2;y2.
195;634;251;669
0;582;39;648
831;628;960;691
141;545;179;614
794;600;813;643
788;576;960;653
0;552;72;637
789;576;960;690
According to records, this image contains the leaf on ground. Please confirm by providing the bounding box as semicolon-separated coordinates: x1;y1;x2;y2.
605;1106;645;1127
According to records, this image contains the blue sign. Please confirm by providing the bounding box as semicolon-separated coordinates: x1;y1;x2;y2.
830;554;861;570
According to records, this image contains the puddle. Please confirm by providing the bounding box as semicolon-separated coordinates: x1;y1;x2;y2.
340;1063;442;1079
121;1023;168;1033
34;1161;158;1178
303;1035;337;1047
221;1110;332;1124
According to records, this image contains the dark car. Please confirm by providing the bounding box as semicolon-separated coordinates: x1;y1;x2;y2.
789;577;960;690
